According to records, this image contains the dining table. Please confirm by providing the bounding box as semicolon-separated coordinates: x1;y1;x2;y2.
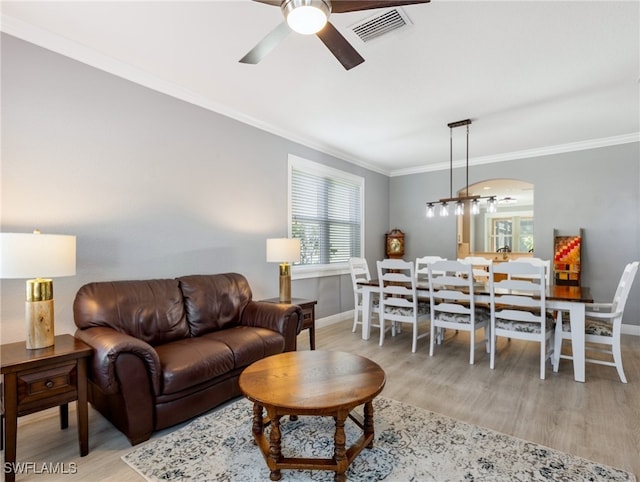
358;280;594;383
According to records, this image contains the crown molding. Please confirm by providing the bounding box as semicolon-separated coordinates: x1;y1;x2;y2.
0;14;390;177
389;132;640;177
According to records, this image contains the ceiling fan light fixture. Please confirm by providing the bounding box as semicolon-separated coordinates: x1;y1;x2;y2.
282;0;331;35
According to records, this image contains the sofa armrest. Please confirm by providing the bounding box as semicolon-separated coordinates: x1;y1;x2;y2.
240;301;302;351
74;326;162;395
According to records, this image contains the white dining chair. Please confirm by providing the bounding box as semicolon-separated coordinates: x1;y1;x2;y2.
428;259;490;364
377;258;430;353
553;261;638;383
349;257;379;335
509;257;551;285
415;256;446;284
490;262;555;379
415;256;446;303
459;256;493;282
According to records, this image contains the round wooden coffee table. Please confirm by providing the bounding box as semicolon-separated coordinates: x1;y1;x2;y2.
239;350;386;482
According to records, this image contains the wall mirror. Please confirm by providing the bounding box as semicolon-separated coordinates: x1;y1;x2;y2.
457;179;534;258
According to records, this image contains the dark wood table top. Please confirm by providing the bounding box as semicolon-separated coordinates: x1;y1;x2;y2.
1;334;92;373
239;351;386;414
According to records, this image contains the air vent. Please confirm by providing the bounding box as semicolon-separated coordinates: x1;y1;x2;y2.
350;8;412;43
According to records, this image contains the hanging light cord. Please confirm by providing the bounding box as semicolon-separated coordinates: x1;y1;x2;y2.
465;123;469;198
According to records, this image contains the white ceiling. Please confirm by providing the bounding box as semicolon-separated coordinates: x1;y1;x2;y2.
2;1;639;176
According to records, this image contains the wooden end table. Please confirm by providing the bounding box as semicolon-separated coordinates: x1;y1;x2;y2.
239;351;386;482
1;334;92;482
261;298;317;350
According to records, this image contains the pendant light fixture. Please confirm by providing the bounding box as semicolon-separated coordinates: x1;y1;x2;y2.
425;119;497;218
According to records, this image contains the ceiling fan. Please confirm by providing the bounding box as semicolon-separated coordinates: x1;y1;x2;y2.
239;0;430;70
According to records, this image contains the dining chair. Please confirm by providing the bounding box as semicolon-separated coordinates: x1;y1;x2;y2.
509;257;551;285
489;262;555;379
348;257;379;335
415;256;446;302
459;256;493;282
428;259;490;364
415;256;446;284
376;258;430;353
553;261;638;383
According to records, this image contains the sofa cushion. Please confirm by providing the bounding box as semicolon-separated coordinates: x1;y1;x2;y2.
74;279;189;346
155;337;235;395
201;326;285;368
178;273;252;336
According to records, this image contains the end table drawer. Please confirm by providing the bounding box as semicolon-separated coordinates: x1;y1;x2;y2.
17;363;77;404
301;308;313;330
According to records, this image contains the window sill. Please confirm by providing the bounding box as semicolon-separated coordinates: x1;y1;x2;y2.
292;264;350;280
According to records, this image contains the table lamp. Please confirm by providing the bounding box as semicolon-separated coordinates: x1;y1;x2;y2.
0;230;76;349
266;238;301;302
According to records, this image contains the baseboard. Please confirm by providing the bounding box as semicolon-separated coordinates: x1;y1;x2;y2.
316;310;352;329
319;312;640;336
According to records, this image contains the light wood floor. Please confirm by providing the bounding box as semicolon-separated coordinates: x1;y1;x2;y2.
4;317;639;480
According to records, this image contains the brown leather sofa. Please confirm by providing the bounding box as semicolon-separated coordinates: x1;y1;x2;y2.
73;273;302;445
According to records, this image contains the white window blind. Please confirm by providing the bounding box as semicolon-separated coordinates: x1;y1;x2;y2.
289;157;363;267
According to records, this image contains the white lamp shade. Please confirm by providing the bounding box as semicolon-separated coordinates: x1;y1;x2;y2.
0;232;76;279
266;238;301;263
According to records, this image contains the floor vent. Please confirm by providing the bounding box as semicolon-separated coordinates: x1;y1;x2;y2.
350;8;412;43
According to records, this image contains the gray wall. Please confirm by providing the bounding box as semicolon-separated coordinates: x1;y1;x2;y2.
2;33;638;343
0;34;389;343
391;142;640;327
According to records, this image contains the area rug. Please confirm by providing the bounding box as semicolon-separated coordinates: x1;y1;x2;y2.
122;397;635;481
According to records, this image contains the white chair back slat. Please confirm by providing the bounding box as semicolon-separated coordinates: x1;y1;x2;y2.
509;257;551;285
416;256;446;282
459;256;493;281
611;261;638;313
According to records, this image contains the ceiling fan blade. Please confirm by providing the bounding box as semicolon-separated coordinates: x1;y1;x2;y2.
239;22;291;65
316;22;364;70
251;0;282;6
331;0;430;14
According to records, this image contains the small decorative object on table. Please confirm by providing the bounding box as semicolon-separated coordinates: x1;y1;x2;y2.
266;238;301;302
385;228;405;259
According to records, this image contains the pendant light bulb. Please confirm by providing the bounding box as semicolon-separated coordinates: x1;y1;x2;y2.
440;202;449;217
471;199;480;215
426;203;435;218
487;196;497;213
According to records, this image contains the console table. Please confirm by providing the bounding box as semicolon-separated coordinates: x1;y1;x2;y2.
1;334;92;482
261;298;317;350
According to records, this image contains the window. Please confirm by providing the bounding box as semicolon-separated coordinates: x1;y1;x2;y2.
488;215;534;252
289;155;364;275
